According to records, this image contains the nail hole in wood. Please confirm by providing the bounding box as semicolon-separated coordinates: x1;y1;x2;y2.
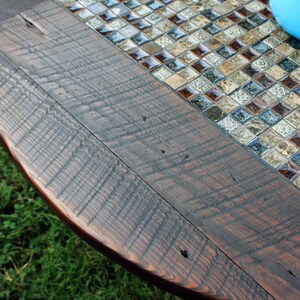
23;18;35;28
180;249;189;259
288;269;297;278
184;154;189;159
142;116;147;122
161;149;165;154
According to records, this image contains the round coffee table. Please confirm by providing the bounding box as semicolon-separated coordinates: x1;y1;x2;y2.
1;0;300;299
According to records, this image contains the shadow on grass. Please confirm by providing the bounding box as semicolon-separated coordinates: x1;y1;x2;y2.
0;145;178;300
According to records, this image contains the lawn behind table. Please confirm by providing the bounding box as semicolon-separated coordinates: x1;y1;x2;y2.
0;145;177;300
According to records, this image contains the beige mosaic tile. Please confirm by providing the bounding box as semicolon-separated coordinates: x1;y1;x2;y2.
260;128;283;148
218;116;240;133
218;97;239;113
164;74;186;88
285;110;300;129
266;65;287;80
233;126;256;144
277;140;298;158
273;120;295;137
284;93;300;109
262;149;286;168
294;176;300;188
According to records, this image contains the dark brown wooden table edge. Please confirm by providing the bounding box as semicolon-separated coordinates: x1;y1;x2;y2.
1;2;297;298
0;130;217;300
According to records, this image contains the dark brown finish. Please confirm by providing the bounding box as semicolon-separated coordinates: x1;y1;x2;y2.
0;51;271;300
0;1;300;299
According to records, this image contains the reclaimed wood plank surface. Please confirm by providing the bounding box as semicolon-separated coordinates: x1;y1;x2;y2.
0;51;273;300
0;1;299;298
0;0;45;22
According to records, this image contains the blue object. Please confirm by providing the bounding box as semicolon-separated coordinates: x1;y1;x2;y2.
270;0;300;40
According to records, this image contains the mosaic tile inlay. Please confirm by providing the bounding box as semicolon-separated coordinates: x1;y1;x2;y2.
57;0;300;189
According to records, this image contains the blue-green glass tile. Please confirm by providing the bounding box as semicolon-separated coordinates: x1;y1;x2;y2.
244;81;264;96
191;96;213;112
248;138;268;156
260;109;281;125
232;108;253;124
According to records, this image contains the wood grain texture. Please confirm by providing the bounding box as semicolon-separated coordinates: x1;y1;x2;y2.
0;1;300;298
0;51;273;300
0;0;46;22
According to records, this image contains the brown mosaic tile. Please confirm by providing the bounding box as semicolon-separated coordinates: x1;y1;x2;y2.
256;73;275;88
229;40;246;52
280;76;299;90
290;132;300;148
245;100;266;115
205;87;225;102
271;102;291;117
278;162;299;180
265;50;284;64
243;64;260;77
178;67;198;82
191;44;210;57
241;48;260;61
204;105;226;122
266;65;287;80
155;50;173;62
192;60;211;73
178;85;198;100
142;56;161;70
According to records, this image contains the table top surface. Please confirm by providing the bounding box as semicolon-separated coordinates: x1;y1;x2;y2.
1;0;300;299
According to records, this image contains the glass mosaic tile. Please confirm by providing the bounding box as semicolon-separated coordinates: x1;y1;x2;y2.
256;73;275;87
245;99;266;115
245;117;268;136
191;96;212;112
58;0;300;188
278;162;299;180
218;116;240;133
291;152;300;167
260;109;281;125
277;140;298;158
262;149;286;168
271;102;291;117
290;132;300;148
248;138;268;156
204;105;226;122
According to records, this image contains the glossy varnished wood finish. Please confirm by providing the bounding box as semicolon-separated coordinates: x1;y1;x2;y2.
0;1;299;299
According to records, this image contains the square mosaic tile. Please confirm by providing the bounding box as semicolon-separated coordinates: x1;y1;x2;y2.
58;0;300;189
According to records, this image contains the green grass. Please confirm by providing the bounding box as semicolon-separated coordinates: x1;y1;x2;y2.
0;145;177;300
